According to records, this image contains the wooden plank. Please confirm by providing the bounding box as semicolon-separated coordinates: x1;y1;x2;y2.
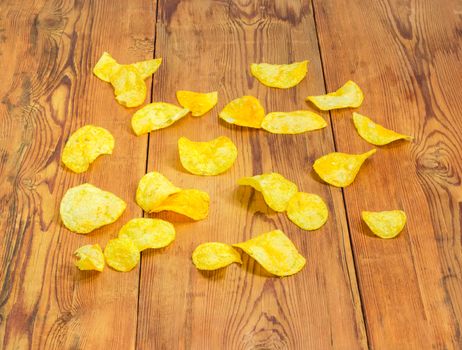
312;0;462;348
0;0;156;348
137;1;367;348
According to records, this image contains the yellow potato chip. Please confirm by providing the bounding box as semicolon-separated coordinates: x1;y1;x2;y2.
313;149;376;187
261;111;327;134
93;52;121;82
118;218;175;251
131;102;190;136
192;242;242;270
62;125;114;173
250;60;308;89
362;210;407;239
136;172;181;212
176;90;218;117
219;96;265;128
178;136;237;176
233;230;305;277
131;58;162;79
238;173;298;212
286;192;328;231
60;183;126;234
151;189;210;221
104;236;140;272
306;80;364;110
110;65;147;108
74;244;105;272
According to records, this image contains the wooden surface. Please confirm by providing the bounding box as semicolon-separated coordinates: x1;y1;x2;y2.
0;0;461;349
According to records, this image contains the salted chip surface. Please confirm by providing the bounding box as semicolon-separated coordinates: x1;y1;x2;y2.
136;172;181;212
219;96;265;128
313;149;376;187
178;136;237;176
306;80;364;110
362;210;407;239
109;65;147;108
238;173;298;212
262;111;327;134
132;102;190;135
151;189;210;221
74;244;105;272
93;52;121;82
119;218;175;251
250;60;308;89
176;90;218;117
132;58;162;79
287;192;328;231
192;242;242;270
60;183;126;234
233;230;305;277
104;237;140;272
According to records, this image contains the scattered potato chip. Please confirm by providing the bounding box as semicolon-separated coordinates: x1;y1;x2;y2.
60;183;126;234
74;244;105;272
219;96;265;128
250;60;308;89
286;192;328;230
233;230;305;277
176;90;218;117
131;58;162;79
118;218;175;251
313;149;376;187
178;136;237;176
192;242;242;270
104;236;140;272
136;172;181;212
151;189;210;221
131;102;190;135
306;80;364;110
362;210;407;239
93;52;121;82
261;111;327;134
110;65;147;108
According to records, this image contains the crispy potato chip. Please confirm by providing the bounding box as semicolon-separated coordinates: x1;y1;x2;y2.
362;210;407;239
306;80;364;110
118;218;175;251
110;65;147;108
93;52;121;82
104;236;140;272
74;244;105;272
233;230;305;277
131;58;162;79
313;149;376;187
219;96;265;128
136;172;181;212
250;60;308;89
176;90;218;117
261;111;327;134
238;173;298;212
151;189;209;221
60;183;126;234
178;136;237;176
131;102;190;135
286;192;328;231
192;242;242;270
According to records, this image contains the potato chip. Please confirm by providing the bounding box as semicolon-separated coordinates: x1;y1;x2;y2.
261;111;327;134
192;242;242;270
136;172;181;212
219;96;265;128
131;102;190;136
151;189;210;221
286;192;328;231
306;80;364;110
233;230;305;277
362;210;407;239
109;65;147;108
74;244;105;272
131;58;162;79
313;149;376;187
118;218;175;251
238;173;298;212
93;52;121;82
62;125;114;173
60;183;126;234
250;60;308;89
178;136;237;176
104;236;140;272
176;90;218;117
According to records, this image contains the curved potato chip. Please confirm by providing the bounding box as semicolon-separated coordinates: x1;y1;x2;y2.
132;58;162;79
192;242;242;270
151;189;209;221
118;218;175;251
136;172;181;212
93;52;121;82
306;80;364;110
178;136;237;176
219;96;265;128
313;149;376;187
176;90;218;117
110;65;147;108
262;111;327;134
286;192;328;231
131;102;190;136
362;210;407;239
250;60;308;89
233;230;305;277
74;244;105;272
60;183;126;234
238;173;298;212
62;125;114;173
104;236;140;272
